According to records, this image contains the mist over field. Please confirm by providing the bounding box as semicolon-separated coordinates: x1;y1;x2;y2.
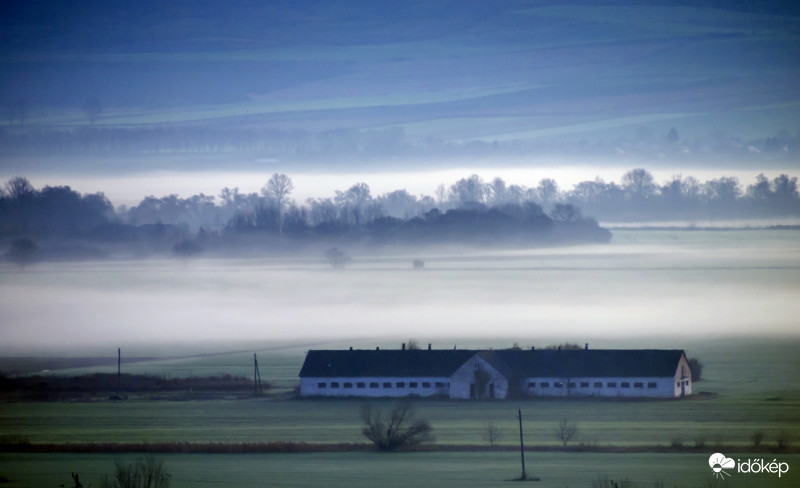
1;229;798;355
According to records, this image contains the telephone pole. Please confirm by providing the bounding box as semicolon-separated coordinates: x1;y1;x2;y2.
518;408;527;480
254;353;263;396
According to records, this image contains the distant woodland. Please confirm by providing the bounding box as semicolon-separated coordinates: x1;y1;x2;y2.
1;168;798;261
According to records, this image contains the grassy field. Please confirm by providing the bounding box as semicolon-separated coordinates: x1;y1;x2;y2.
1;339;799;448
2;451;799;488
1;393;798;448
1;339;798;486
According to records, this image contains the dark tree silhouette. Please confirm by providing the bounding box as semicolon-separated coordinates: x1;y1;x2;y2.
261;173;294;234
361;402;434;450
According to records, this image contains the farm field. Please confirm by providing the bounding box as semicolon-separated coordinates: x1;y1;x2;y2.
1;339;799;448
2;451;799;488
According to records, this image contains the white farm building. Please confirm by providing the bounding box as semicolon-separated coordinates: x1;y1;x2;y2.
298;346;692;399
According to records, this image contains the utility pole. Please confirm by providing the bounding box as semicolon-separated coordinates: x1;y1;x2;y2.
518;408;527;480
116;348;121;399
254;353;263;396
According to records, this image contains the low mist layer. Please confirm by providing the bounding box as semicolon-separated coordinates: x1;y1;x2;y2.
1;229;798;354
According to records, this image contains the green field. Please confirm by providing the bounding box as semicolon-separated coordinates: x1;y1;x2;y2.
2;452;798;488
1;339;799;486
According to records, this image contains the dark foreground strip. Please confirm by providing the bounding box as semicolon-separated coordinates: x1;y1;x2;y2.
1;443;795;454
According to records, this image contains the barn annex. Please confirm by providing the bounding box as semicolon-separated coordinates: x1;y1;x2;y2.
298;346;692;399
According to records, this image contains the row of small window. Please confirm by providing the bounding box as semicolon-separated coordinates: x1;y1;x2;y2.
527;381;658;389
677;380;689;387
318;381;449;389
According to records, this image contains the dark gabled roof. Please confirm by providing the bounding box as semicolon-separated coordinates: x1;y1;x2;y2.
299;349;479;378
485;349;686;378
299;349;687;379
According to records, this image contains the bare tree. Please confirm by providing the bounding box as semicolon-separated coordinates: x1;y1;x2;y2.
261;173;294;233
361;402;434;450
434;183;448;206
555;418;578;448
481;420;504;446
537;178;560;204
621;168;656;200
450;174;487;206
5;176;35;199
101;456;170;488
489;177;508;204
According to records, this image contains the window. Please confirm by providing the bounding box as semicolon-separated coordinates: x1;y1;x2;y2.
396;382;405;388
527;382;536;388
370;382;379;388
580;382;589;388
409;382;418;388
607;382;617;388
435;382;445;388
676;381;680;387
594;382;602;388
317;382;327;388
356;382;365;389
621;382;630;388
422;382;431;388
331;382;340;388
647;382;657;388
634;382;643;388
343;382;353;388
383;382;391;389
540;382;550;387
554;381;563;388
568;382;576;388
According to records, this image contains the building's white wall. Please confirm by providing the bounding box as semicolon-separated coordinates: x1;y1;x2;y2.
673;354;693;397
300;354;692;399
450;354;509;400
300;377;450;398
522;377;677;398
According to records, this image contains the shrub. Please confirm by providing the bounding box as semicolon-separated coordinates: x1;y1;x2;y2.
100;456;170;488
687;358;703;382
751;431;764;450
361;402;434;451
776;430;791;451
554;419;578;448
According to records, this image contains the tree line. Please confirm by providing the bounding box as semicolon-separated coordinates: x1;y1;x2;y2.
1;169;798;259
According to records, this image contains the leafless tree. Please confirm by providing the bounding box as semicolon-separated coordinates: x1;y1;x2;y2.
101;456;170;488
537;178;560;204
434;183;448;206
555;418;578;448
261;173;294;233
481;420;503;446
361;402;434;450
